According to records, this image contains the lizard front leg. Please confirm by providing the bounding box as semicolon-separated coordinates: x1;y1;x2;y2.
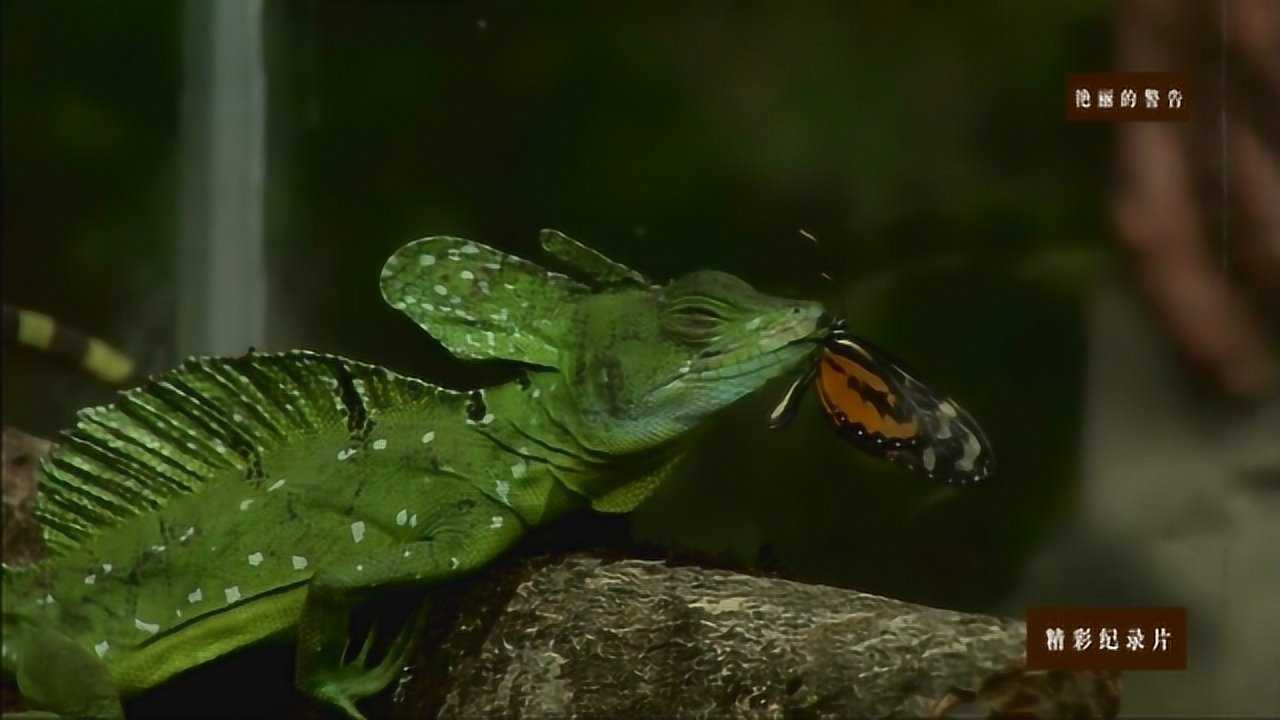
293;486;525;720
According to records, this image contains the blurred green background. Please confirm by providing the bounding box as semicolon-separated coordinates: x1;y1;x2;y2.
3;1;1111;614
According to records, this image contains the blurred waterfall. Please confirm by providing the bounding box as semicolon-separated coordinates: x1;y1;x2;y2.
177;0;267;358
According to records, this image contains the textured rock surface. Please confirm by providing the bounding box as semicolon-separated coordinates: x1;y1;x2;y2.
394;556;1120;719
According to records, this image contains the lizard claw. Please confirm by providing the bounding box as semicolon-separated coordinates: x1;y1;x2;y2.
308;608;428;720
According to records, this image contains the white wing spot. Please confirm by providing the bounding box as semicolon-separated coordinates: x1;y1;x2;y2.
151;545;166;553
396;509;408;526
180;526;196;543
461;243;480;254
267;478;287;492
410;513;418;527
450;557;460;569
248;552;264;567
489;516;504;529
224;586;242;604
239;498;255;511
509;462;526;479
460;270;475;280
134;618;160;635
188;588;203;604
958;431;982;472
84;574;96;585
421;431;435;444
337;448;358;461
292;555;308;570
94;641;110;658
102;563;112;574
495;480;511;504
372;438;388;451
351;521;366;543
481;413;495;425
434;284;448;296
403;549;412;558
419;254;436;266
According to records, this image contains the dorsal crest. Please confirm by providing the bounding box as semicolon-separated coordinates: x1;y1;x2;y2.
34;351;434;557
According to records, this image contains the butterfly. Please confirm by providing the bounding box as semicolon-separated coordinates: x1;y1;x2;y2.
769;318;995;484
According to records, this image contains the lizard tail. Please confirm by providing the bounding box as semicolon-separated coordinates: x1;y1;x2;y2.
3;304;136;385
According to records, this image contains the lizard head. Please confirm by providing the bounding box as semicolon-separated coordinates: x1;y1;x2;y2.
565;269;827;452
380;230;828;453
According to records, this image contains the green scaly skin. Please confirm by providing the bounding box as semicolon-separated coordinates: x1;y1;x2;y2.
1;230;827;719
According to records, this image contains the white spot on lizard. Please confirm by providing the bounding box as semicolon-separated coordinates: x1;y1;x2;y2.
495;480;511;504
409;513;418;527
239;498;255;511
94;641;110;658
450;557;460;569
267;478;287;492
102;563;112;574
248;552;264;567
84;573;96;585
434;284;448;296
224;586;241;603
395;509;408;526
188;588;203;604
338;448;357;461
180;526;195;543
351;521;366;543
421;431;435;444
134;618;160;635
372;438;388;450
489;516;504;529
460;270;474;280
480;413;495;425
419;254;436;266
292;555;308;570
509;462;526;479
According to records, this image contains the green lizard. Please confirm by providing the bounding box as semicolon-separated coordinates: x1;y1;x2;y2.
1;230;828;719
